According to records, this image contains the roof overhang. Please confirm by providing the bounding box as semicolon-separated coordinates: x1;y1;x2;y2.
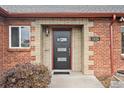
0;7;9;17
1;7;124;18
8;12;124;18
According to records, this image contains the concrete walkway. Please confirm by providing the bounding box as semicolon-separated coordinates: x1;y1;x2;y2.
49;72;104;88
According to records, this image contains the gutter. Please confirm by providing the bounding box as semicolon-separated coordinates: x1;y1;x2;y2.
8;13;124;18
110;14;116;76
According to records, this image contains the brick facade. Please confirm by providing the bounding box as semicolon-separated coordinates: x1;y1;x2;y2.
0;18;124;77
89;18;124;77
89;18;112;77
113;21;124;72
0;21;4;73
0;19;31;73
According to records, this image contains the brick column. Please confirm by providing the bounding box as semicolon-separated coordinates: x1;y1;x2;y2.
83;19;94;74
31;22;42;64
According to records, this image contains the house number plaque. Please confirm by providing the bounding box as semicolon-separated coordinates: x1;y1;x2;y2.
90;36;100;42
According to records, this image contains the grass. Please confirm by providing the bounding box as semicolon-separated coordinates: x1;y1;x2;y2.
96;76;111;88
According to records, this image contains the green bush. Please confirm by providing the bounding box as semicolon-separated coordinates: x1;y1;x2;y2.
0;63;51;88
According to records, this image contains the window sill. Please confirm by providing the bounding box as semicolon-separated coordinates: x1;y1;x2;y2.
8;48;31;52
121;54;124;59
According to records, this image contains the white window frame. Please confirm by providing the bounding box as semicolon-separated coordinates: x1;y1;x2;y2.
9;26;30;49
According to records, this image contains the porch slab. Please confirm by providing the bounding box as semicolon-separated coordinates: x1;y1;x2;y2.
49;72;104;88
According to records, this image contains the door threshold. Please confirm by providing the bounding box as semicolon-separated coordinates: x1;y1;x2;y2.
53;72;70;75
52;70;71;75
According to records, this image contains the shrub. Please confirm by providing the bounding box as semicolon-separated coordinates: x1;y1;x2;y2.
0;63;51;88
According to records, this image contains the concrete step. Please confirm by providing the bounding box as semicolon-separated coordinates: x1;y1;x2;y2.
50;72;104;88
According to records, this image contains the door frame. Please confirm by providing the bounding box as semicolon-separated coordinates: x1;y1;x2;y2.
52;28;72;70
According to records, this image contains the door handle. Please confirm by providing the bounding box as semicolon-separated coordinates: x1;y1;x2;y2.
69;48;70;56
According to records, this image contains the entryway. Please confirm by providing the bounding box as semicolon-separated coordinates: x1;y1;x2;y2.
42;26;82;72
32;18;94;75
49;72;104;88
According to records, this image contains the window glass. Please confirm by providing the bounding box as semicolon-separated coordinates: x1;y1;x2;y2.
21;27;30;47
11;27;19;47
10;26;30;48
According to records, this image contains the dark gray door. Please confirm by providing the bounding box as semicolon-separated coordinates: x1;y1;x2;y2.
53;30;71;69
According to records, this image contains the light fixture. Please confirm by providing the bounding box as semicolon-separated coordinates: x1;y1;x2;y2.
45;27;49;36
43;26;49;36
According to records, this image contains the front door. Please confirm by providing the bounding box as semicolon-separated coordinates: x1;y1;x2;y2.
53;28;71;69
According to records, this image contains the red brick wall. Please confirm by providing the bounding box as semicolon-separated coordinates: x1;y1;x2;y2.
1;18;124;77
89;18;124;77
0;19;32;73
113;22;124;72
0;21;4;73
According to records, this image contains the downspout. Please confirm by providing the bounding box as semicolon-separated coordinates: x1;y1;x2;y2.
110;14;116;76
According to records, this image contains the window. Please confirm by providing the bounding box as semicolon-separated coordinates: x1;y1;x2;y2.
9;26;30;48
121;27;124;54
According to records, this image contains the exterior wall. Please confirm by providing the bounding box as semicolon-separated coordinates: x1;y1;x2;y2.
89;18;124;77
31;22;42;64
72;27;82;71
89;18;111;77
2;17;124;77
83;20;94;74
0;19;31;73
42;27;52;70
112;22;124;72
31;18;94;74
0;21;4;73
